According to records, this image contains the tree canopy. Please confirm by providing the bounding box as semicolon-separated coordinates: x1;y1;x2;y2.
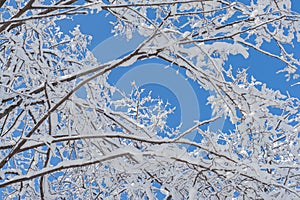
0;0;300;199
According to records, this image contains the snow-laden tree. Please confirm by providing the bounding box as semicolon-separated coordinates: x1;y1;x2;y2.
1;0;300;199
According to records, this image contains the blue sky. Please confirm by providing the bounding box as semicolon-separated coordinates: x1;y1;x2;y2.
56;1;300;137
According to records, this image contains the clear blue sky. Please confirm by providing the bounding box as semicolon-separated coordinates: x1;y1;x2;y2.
56;1;300;136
